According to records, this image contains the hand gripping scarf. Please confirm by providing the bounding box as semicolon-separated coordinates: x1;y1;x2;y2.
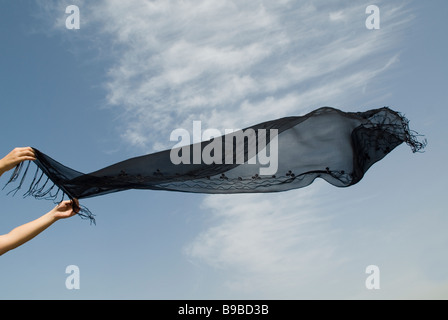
3;107;425;223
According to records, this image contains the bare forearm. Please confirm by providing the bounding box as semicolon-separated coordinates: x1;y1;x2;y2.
0;211;57;256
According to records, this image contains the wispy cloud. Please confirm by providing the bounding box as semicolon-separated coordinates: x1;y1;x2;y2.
184;188;344;297
57;0;412;151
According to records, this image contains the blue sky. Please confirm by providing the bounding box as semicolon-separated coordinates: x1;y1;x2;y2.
0;0;447;299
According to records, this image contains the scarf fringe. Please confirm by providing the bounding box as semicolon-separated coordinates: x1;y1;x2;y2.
395;109;427;153
2;161;96;225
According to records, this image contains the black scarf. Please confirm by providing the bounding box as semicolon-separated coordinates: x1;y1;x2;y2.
4;107;425;223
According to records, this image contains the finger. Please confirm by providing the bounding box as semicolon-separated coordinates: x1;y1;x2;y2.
13;147;32;153
18;148;36;159
20;156;37;161
58;200;71;209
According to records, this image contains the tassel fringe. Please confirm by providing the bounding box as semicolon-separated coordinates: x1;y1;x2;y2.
3;161;96;225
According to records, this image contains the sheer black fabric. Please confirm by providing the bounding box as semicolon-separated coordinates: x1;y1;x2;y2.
3;107;425;223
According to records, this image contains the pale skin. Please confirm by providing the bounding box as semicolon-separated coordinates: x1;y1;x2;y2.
0;147;79;256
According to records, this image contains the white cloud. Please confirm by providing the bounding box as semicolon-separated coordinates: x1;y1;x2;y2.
184;187;343;297
65;0;411;151
329;10;346;22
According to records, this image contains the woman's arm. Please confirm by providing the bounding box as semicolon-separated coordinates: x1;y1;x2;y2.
0;200;79;256
0;147;79;256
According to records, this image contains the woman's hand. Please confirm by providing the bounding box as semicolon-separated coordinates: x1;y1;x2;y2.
51;199;80;220
0;147;36;176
